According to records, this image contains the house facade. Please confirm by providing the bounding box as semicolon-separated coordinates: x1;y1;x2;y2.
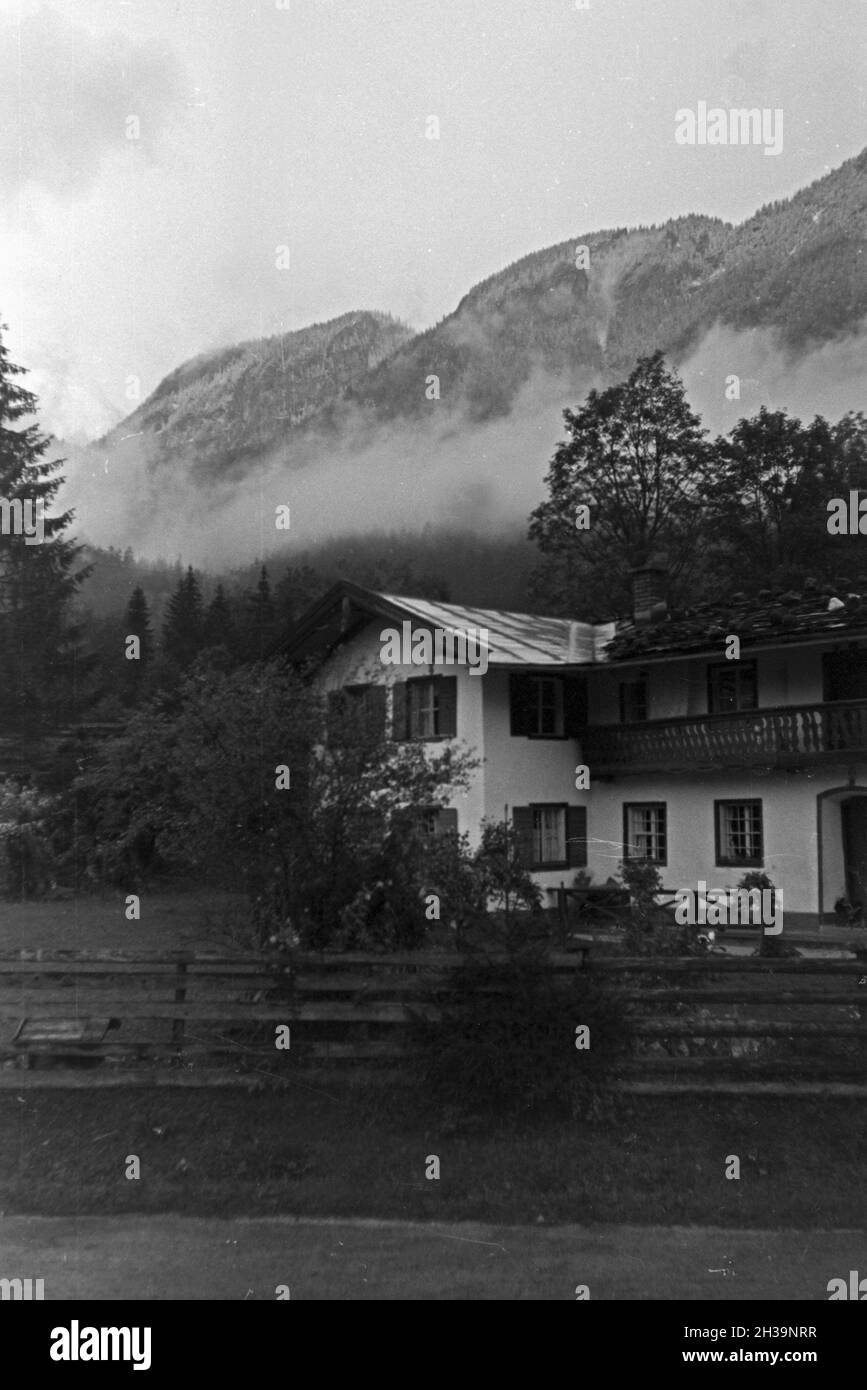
281;571;867;928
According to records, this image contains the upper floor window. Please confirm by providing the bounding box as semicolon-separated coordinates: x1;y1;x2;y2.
396;805;459;838
623;802;667;865
326;683;387;739
619;671;648;723
823;649;867;702
392;676;457;741
707;661;757;714
510;674;586;738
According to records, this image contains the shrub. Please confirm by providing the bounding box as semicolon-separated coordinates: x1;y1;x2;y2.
0;780;59;898
409;940;627;1121
617;858;706;957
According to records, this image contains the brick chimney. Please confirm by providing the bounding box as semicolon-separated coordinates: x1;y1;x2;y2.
631;556;668;624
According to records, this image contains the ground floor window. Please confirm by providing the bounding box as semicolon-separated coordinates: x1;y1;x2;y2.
623;802;667;865
512;804;587;870
715;799;763;867
533;805;566;865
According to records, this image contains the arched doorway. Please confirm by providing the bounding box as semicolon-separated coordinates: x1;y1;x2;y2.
818;786;867;923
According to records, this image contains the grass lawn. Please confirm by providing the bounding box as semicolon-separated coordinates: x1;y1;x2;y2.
0;888;248;954
1;1083;866;1227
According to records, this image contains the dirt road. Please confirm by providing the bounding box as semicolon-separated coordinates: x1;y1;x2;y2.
1;1216;862;1299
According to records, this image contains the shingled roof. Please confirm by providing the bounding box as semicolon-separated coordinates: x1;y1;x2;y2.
604;576;867;662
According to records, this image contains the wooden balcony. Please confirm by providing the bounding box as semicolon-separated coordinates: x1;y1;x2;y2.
583;699;867;775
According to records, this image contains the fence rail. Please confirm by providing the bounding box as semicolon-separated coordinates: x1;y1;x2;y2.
0;946;865;1095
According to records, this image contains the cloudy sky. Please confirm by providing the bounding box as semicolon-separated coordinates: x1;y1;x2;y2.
2;0;866;441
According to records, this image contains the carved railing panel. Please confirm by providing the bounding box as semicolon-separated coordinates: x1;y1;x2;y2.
583;700;867;773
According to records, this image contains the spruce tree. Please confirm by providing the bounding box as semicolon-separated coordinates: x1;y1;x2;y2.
161;566;204;670
204;583;237;658
241;565;277;662
0;323;89;731
121;586;153;703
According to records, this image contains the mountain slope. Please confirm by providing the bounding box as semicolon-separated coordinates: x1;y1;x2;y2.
95;310;413;477
80;146;867;549
349;148;867;423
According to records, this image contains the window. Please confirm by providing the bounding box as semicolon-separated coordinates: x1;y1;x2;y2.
409;679;437;738
419;807;459;838
716;800;763;867
392;677;457;741
535;678;562;735
623;803;667;864
534;805;566;865
823;649;867;702
512;805;587;870
509;674;586;737
327;683;386;738
397;806;459;838
619;671;648;723
708;661;757;714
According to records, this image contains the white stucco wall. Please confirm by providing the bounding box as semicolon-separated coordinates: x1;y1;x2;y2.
482;668;589;895
584;763;867;916
314;622;867;918
317;618;486;841
625;644;828;722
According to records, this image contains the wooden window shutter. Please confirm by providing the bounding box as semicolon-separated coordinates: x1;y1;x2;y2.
509;674;534;735
366;685;387;737
563;677;588;735
511;806;535;866
436;676;457;737
566;806;587;867
435;807;459;837
326;690;345;731
391;681;408;740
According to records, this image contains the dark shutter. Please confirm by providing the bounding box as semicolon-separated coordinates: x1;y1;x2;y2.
563;676;588;735
509;674;535;735
436;676;457;737
365;684;387;738
435;807;459;837
566;805;588;867
326;689;346;732
391;681;408;740
512;806;535;867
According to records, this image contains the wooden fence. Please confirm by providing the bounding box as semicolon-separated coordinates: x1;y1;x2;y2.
1;945;866;1095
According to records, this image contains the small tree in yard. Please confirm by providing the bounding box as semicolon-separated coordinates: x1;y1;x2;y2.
0;780;59;898
471;818;543;946
72;659;477;947
618;858;700;956
410;937;628;1123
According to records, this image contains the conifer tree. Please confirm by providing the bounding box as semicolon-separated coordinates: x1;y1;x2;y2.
204;583;237;658
0;322;89;730
121;586;154;704
125;586;153;664
161;566;204;670
241;564;277;662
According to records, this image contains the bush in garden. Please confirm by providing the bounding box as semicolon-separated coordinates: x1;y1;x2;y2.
409;939;627;1121
0;779;59;898
617;858;705;956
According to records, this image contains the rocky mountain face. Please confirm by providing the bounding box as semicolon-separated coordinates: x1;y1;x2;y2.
93;310;414;478
77;146;867;558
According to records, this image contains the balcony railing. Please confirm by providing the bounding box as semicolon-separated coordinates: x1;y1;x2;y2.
582;699;867;774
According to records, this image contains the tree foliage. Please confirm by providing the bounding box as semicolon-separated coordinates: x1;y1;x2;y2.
72;658;477;946
0;324;89;730
528;352;710;618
